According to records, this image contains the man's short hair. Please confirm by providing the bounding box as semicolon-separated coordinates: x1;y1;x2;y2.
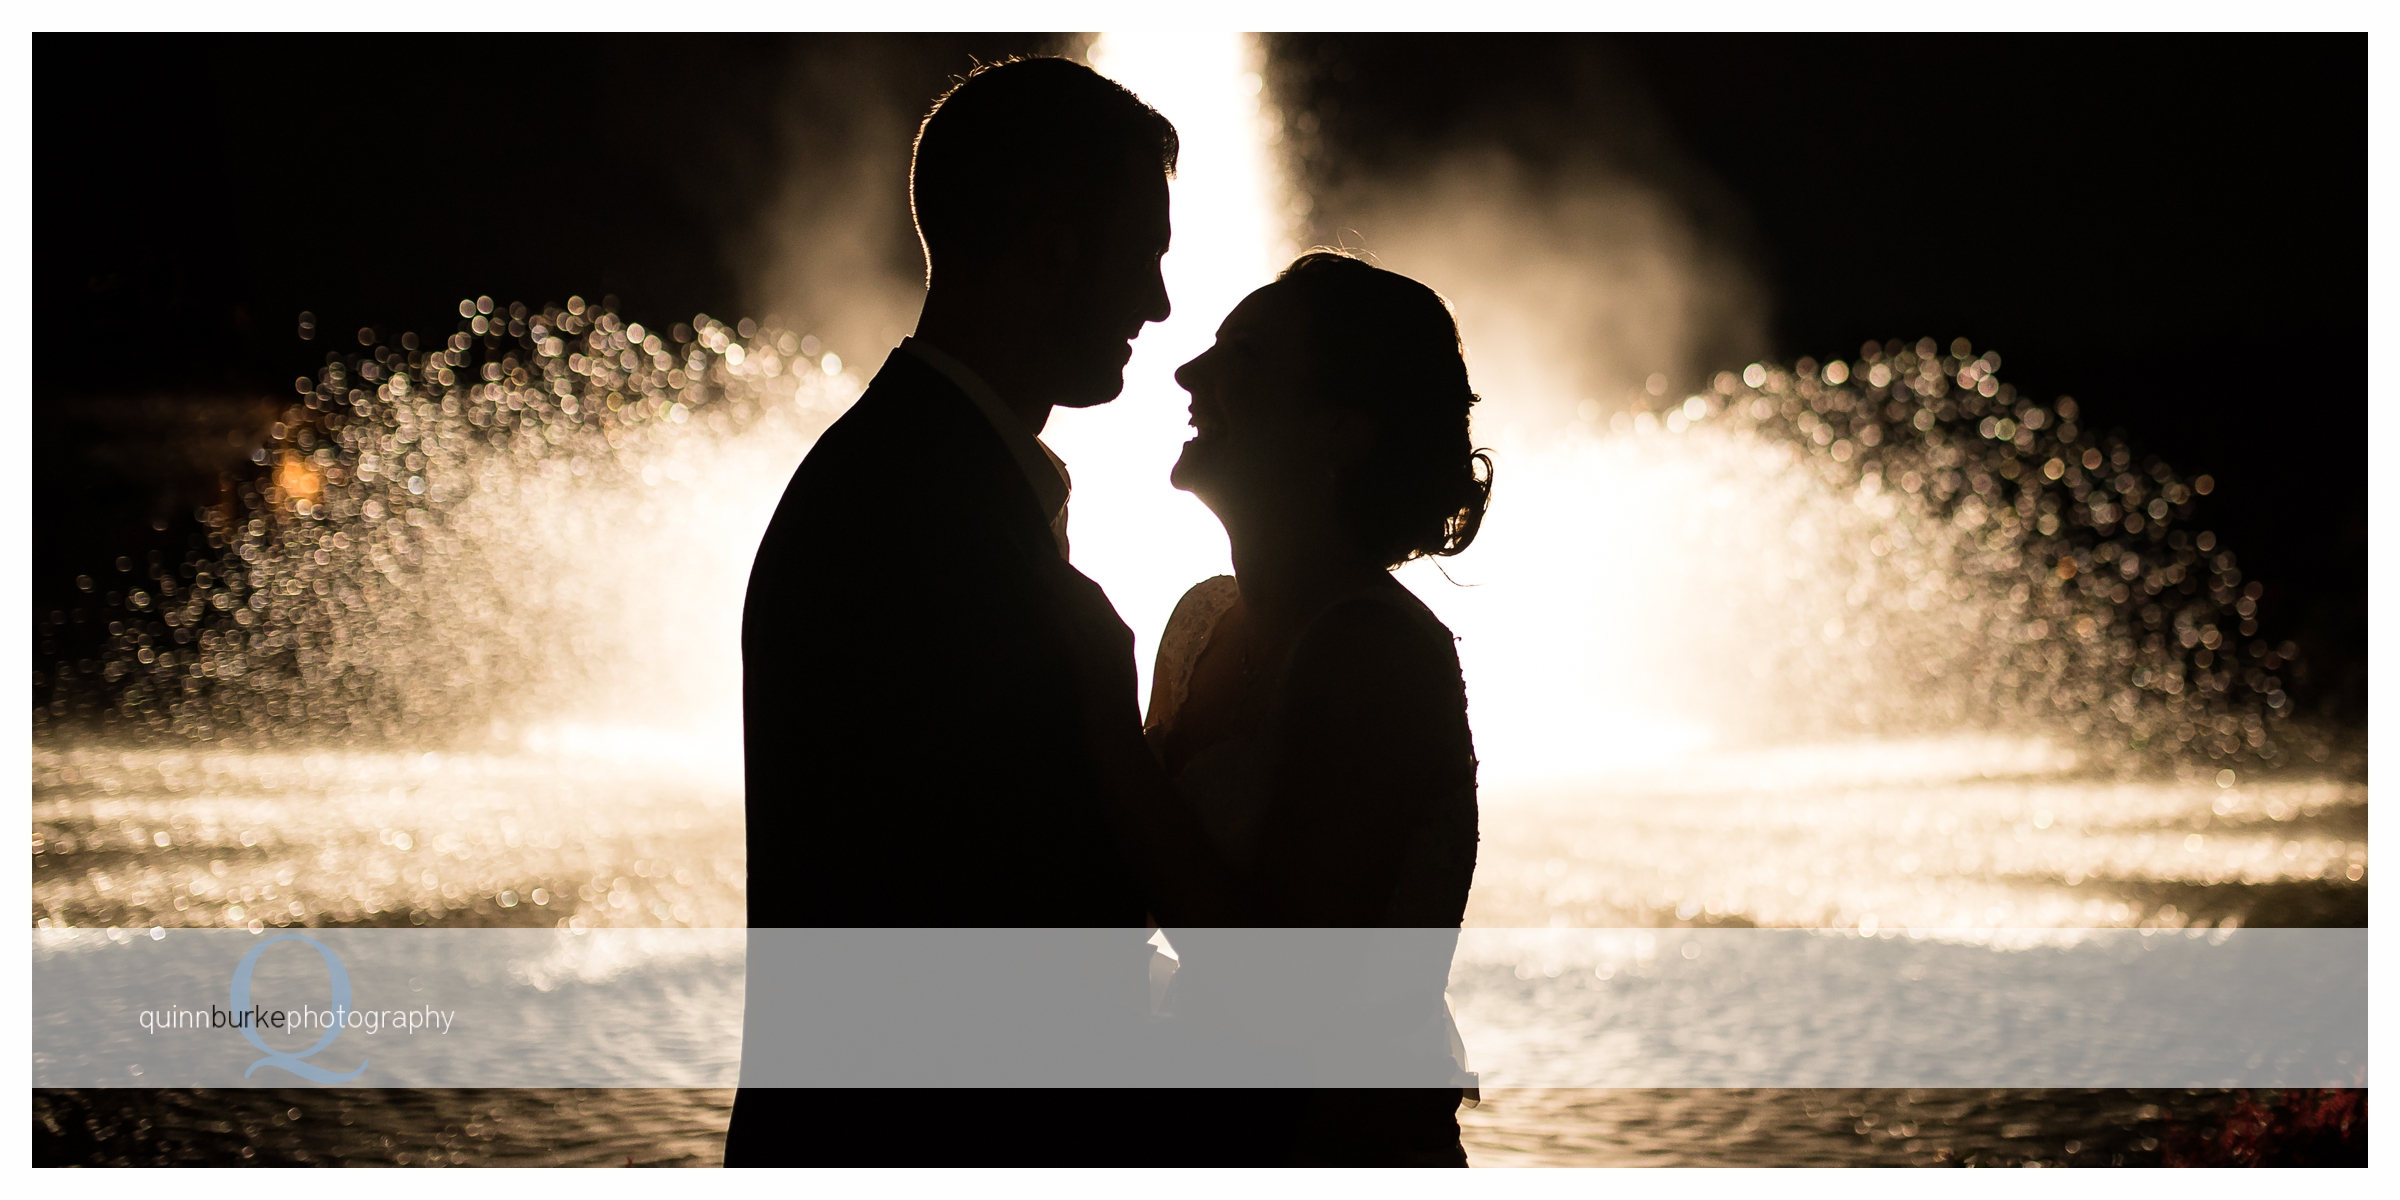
911;57;1179;267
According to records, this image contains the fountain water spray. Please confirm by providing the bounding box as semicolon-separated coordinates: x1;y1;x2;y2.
35;37;2305;784
31;35;2353;946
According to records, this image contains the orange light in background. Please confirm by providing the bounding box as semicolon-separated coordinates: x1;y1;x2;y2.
277;449;322;505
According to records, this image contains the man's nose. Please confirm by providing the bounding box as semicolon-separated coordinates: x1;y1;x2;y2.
1143;258;1171;325
1173;352;1204;392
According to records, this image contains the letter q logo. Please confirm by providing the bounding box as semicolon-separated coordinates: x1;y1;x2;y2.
230;934;367;1083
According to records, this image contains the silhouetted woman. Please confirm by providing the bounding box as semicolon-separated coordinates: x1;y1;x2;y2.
1059;250;1493;1165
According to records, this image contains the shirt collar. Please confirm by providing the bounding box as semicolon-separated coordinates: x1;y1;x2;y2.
899;337;1071;528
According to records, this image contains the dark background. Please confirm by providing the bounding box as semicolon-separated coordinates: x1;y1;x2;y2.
35;34;2366;717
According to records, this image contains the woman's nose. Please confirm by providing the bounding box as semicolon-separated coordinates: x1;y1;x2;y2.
1173;351;1207;393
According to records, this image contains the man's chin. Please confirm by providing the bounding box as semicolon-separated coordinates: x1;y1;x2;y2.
1052;368;1128;410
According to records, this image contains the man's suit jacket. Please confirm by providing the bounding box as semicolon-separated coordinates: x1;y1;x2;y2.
741;347;1146;928
729;351;1315;1165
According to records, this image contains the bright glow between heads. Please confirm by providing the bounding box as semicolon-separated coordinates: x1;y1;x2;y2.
1049;33;1294;705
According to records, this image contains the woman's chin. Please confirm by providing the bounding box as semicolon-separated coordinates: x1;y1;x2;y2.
1169;442;1211;493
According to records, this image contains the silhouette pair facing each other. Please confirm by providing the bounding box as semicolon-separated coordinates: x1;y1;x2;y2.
731;55;1491;1167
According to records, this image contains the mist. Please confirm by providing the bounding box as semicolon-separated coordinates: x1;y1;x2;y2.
732;35;1078;367
1310;148;1768;432
1271;36;1771;432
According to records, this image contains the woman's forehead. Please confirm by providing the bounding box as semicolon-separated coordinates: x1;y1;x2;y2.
1219;282;1303;338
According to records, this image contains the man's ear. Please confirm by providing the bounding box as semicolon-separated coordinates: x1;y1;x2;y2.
1043;221;1083;272
992;215;1080;303
982;212;1076;271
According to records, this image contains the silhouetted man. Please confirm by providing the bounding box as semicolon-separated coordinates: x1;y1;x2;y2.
725;57;1175;1164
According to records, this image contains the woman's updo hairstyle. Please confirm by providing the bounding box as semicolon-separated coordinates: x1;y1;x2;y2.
1276;250;1494;569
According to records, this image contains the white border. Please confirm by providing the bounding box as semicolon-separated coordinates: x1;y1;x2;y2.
4;10;2386;1192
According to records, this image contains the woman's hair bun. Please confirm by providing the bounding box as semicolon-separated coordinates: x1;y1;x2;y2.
1276;250;1493;568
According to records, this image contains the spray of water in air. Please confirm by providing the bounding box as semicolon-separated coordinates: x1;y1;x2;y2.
37;37;2308;782
33;34;2353;943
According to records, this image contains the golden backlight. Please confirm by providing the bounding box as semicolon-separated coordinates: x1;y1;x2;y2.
37;34;2348;950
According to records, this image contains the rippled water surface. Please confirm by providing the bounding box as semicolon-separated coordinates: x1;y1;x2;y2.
33;736;2366;1165
1466;740;2366;933
22;1085;2293;1168
34;739;2365;939
1461;1087;2250;1167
